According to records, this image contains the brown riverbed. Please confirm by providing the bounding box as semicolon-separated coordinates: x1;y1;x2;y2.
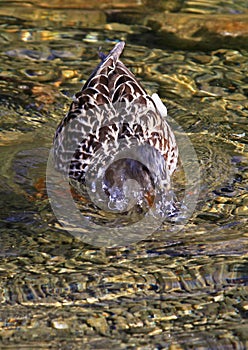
0;0;247;349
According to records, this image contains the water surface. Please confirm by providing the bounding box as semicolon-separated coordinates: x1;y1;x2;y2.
0;0;247;349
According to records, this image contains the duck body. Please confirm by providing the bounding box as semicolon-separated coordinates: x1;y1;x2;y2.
53;42;178;211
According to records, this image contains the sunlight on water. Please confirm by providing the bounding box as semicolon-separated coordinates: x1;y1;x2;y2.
0;0;247;348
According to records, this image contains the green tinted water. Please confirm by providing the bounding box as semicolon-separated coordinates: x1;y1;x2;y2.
0;0;247;349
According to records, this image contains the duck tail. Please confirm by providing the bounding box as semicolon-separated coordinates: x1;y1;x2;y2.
98;41;125;62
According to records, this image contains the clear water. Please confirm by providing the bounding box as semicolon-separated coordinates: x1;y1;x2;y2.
0;0;247;349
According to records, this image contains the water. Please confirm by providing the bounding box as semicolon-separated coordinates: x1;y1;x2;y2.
0;0;247;349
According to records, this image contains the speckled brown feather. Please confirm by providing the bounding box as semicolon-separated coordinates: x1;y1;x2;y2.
53;41;178;183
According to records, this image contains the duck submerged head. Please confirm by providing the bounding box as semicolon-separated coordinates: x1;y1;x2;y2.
102;158;155;212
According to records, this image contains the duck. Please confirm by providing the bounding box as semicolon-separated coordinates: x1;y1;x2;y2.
53;41;178;212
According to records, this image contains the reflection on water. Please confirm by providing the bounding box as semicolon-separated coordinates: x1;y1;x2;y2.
0;0;247;348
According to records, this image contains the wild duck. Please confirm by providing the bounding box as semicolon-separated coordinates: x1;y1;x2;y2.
53;41;178;212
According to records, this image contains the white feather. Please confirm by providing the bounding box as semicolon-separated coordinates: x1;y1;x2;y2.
151;93;167;117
